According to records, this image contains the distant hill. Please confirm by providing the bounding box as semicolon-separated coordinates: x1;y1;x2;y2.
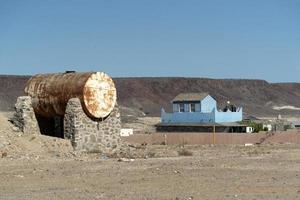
0;75;29;111
1;75;300;117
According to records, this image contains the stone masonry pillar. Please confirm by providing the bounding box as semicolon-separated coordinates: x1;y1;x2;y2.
13;96;40;135
64;98;122;153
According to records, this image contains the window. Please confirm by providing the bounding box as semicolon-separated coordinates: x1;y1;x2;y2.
190;103;195;112
179;103;184;112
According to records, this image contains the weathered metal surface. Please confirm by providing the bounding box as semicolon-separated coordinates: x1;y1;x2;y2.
24;72;117;118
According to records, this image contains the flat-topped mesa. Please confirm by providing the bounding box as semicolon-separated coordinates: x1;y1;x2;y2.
24;71;117;119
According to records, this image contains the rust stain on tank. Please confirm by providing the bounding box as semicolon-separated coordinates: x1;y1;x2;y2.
25;71;117;119
83;72;117;118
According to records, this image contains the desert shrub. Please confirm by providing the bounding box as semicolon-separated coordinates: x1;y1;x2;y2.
147;151;156;158
252;123;263;132
284;124;292;131
240;120;263;133
177;148;193;156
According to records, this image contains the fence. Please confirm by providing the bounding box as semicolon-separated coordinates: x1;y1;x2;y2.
122;130;300;145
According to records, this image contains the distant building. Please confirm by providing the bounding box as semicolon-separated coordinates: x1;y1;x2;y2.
161;93;243;124
263;124;272;131
246;127;254;133
120;128;133;137
291;120;300;129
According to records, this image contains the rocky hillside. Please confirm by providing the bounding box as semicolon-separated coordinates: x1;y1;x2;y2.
0;75;28;111
1;75;300;117
115;78;300;117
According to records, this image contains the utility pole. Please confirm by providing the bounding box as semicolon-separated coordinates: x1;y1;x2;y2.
213;125;216;145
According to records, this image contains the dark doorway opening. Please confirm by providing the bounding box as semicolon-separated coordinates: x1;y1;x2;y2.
35;114;64;138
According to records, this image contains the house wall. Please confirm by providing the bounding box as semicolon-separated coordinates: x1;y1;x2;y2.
172;102;201;112
172;104;179;112
161;109;215;123
184;104;189;112
163;95;242;124
161;107;242;124
201;96;217;113
214;107;243;123
195;103;201;112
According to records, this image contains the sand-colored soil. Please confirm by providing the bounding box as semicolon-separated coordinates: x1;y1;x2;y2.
0;112;300;200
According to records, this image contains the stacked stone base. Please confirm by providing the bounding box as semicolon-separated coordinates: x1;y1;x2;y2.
13;96;122;154
13;96;40;135
64;98;122;153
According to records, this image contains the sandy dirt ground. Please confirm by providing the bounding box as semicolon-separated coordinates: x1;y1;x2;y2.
122;117;160;134
1;145;300;200
1;112;300;200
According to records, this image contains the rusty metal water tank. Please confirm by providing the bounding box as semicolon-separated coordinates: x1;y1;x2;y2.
24;71;117;119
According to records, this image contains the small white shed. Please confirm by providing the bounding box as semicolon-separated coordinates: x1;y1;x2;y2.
120;129;133;137
246;127;254;133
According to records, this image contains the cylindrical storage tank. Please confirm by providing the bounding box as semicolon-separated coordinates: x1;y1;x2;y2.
24;71;117;119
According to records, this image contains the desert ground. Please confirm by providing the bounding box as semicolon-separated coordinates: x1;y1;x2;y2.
1;112;300;200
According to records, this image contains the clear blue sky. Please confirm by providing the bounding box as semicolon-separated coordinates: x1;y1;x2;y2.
0;0;299;82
